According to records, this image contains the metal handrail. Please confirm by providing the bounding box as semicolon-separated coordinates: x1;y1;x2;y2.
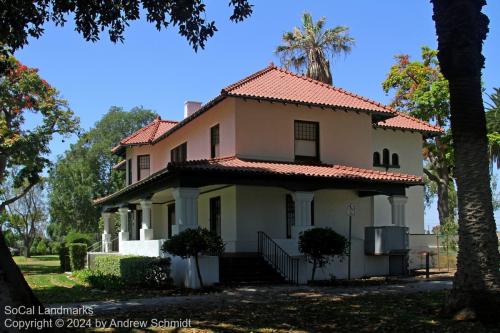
87;236;119;253
257;231;299;284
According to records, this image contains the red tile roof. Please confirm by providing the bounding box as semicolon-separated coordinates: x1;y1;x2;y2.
222;64;395;116
376;111;443;134
171;156;422;184
112;116;178;153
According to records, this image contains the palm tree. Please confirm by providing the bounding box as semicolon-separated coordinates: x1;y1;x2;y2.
275;12;354;85
431;0;500;322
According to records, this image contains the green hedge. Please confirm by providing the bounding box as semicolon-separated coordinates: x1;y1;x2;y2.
93;255;172;286
59;245;71;272
68;243;87;271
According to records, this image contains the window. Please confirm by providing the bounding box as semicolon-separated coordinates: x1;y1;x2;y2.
311;199;315;226
137;155;150;181
382;149;390;166
171;142;187;162
210;125;220;158
294;120;319;162
167;203;175;239
209;197;221;236
127;159;132;185
392;153;399;167
373;152;381;166
286;194;295;239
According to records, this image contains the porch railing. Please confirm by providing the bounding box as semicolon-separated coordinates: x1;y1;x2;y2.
87;236;119;253
257;231;299;284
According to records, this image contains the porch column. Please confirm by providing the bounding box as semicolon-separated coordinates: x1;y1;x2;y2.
292;191;314;238
388;195;408;226
172;187;199;235
101;212;112;253
118;207;130;243
139;199;154;240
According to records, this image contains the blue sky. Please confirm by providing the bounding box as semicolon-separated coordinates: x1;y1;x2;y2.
14;0;500;230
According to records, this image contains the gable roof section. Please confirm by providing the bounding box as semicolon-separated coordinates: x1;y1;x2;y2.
112;116;178;153
375;111;443;135
222;64;395;116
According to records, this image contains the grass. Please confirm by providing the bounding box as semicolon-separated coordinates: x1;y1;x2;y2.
14;255;217;304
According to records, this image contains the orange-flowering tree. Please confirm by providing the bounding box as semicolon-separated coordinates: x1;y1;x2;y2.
0;53;78;310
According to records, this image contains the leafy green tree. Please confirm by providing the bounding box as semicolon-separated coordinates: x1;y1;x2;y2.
485;88;500;168
162;228;225;288
0;0;252;53
298;227;348;281
431;0;500;321
48;107;157;237
276;12;354;84
383;47;454;226
2;180;47;257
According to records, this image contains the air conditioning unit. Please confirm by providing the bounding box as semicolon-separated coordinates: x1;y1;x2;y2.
364;226;409;255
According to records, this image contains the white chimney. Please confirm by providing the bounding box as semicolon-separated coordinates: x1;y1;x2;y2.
184;101;202;118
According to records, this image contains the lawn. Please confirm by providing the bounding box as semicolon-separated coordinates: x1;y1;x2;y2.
14;255;198;304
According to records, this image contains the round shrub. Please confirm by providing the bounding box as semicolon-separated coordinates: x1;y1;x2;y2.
144;258;173;288
65;231;93;246
299;227;348;281
59;245;71;272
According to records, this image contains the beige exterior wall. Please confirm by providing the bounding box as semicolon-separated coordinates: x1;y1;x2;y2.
234;99;373;167
125;98;237;184
372;129;425;233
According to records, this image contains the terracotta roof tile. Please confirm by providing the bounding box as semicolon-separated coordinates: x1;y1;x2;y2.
376;111;443;134
171;156;422;184
222;64;395;115
112;116;178;152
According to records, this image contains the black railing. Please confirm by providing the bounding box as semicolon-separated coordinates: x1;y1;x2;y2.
257;231;299;284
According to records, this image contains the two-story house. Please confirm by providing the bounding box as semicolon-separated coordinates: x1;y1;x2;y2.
94;64;442;287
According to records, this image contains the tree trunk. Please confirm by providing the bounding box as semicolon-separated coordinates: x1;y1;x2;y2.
432;0;500;322
194;254;204;289
311;258;317;282
436;168;451;225
24;237;31;258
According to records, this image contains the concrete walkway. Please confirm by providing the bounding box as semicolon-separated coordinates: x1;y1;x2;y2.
49;279;452;314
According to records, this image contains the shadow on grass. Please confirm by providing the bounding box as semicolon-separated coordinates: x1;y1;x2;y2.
17;263;60;275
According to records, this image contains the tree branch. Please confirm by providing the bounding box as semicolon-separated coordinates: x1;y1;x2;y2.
424;168;440;183
0;181;35;213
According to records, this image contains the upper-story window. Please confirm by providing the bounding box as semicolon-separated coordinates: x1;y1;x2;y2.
373;148;399;169
210;124;220;158
127;159;132;185
137;155;150;181
171;142;187;162
294;120;319;162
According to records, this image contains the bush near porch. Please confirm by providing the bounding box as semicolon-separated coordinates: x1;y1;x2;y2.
92;255;173;287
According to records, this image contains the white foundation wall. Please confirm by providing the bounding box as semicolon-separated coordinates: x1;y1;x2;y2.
372;129;425;234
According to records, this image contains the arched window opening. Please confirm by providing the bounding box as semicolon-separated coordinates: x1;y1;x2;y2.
373;152;381;166
392;153;399;167
382;149;390;166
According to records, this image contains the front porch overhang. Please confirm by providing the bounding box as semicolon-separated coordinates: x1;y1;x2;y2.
95;157;421;210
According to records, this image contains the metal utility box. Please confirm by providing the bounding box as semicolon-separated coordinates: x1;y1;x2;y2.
364;226;409;255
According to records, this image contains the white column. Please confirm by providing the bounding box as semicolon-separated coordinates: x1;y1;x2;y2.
292;191;314;238
118;207;130;245
139;199;154;240
172;187;199;235
101;212;112;253
388;195;408;226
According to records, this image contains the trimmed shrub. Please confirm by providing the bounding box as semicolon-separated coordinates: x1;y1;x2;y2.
93;255;172;287
68;243;87;271
65;231;93;246
59;245;71;272
73;269;124;290
299;227;348;282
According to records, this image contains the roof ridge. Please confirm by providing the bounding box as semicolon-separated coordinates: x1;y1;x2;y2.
271;66;397;114
148;117;162;142
222;64;277;93
119;119;157;144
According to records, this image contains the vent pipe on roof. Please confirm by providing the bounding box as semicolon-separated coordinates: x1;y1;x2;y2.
184;101;202;118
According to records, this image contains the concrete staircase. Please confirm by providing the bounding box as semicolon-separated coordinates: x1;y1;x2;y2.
219;253;285;284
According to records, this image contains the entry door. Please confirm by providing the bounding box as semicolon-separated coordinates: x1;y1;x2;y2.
209;197;221;236
136;210;142;240
167;203;175;239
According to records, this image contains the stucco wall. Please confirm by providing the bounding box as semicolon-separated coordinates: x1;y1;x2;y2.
125;98;237;183
234;99;373;168
372;129;425;233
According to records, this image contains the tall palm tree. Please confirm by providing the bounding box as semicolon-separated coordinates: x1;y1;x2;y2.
431;0;500;322
275;12;354;85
